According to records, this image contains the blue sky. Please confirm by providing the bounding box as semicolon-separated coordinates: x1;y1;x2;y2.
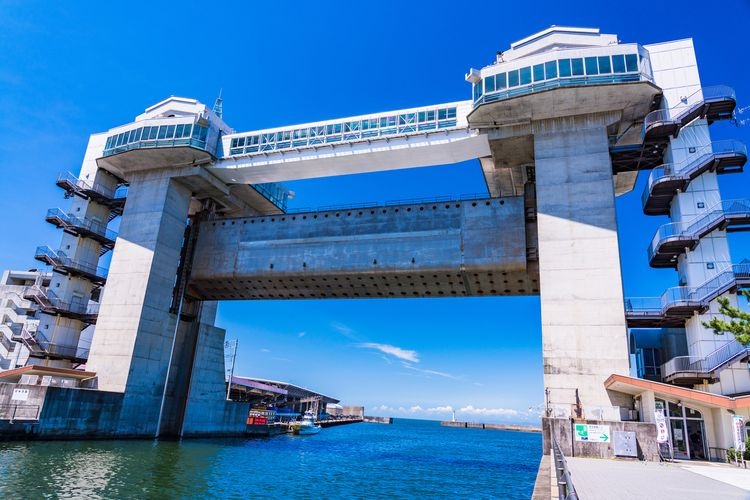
1;1;749;423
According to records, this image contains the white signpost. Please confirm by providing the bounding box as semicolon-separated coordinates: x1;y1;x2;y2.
655;410;669;443
574;423;611;443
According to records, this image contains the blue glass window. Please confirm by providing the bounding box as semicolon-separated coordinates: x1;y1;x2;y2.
611;54;626;73
149;127;158;140
496;72;507;89
533;64;544;82
519;67;531;85
508;70;519;87
183;124;192;138
473;82;482;101
598;56;611;74
571;58;584;76
585;57;598;75
166;125;175;139
545;60;557;79
625;54;638;72
558;59;571;77
157;126;167;139
485;75;496;93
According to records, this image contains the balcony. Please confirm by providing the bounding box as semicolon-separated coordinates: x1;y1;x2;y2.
661;340;750;386
642;140;747;215
642;85;737;142
648;200;750;268
625;262;750;327
23;286;99;325
17;329;88;365
34;246;108;285
56;173;128;216
45;208;117;251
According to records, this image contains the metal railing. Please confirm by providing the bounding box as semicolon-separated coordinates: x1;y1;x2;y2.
648;199;750;262
643;85;736;136
626;262;750;316
0;404;41;422
57;172;128;202
26;330;89;362
662;340;750;381
34;246;108;282
46;208;118;243
642;140;747;208
250;183;289;212
24;285;99;319
552;435;579;500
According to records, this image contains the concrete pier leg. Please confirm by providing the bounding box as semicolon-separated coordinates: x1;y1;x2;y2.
533;116;630;420
86;170;192;436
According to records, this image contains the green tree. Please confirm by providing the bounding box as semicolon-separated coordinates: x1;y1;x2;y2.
702;291;750;346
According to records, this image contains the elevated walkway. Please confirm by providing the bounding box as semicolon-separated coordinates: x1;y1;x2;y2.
662;340;750;385
642;141;747;215
34;246;108;285
45;208;117;253
23;286;98;325
648;199;750;267
625;262;750;327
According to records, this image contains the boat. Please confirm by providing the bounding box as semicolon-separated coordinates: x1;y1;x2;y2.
294;410;321;435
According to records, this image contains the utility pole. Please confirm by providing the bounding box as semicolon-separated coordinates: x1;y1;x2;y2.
225;339;238;400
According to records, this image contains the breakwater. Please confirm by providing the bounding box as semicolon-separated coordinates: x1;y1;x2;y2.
363;416;392;424
441;421;541;433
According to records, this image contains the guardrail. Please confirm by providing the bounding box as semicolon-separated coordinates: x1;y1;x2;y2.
552;435;579;500
46;208;118;242
0;404;41;422
642;85;736;136
662;340;750;381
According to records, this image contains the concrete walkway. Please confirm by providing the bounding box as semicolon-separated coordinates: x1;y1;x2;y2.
566;457;750;499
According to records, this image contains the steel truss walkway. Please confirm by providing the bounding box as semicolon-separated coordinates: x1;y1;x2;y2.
661;340;750;386
642;140;747;215
648;199;750;268
625;262;750;327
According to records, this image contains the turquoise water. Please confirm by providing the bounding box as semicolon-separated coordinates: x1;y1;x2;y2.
0;419;541;499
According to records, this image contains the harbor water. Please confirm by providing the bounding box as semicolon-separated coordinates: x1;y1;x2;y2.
0;418;541;499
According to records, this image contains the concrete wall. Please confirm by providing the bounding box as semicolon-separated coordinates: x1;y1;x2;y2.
534;114;630;419
543;417;659;461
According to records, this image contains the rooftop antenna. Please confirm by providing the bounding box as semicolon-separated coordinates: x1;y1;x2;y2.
213;88;223;118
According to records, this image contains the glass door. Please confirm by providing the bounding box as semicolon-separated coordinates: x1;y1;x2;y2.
670;419;689;459
685;419;707;460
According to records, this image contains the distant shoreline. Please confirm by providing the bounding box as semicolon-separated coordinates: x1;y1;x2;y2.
440;421;542;433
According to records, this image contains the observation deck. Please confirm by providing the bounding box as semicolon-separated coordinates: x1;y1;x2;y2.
34;246;108;285
625;262;750;327
647;200;750;268
641;141;747;215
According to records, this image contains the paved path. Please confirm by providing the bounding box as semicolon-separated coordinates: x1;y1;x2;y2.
566;457;750;499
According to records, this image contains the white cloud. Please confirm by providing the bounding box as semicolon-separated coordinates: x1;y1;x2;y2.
259;348;271;353
358;343;420;363
459;405;518;417
297;331;306;338
332;322;356;338
401;362;457;379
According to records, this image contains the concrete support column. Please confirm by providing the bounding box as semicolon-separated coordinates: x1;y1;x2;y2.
534;116;630;420
86;169;191;435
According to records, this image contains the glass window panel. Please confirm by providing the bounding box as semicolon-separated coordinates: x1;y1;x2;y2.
545;61;557;79
668;402;682;418
508;69;519;87
571;58;584;76
473;82;482;101
585;57;598;75
438;109;447;120
149;127;158;140
175;124;184;138
558;59;571;77
533;64;544;82
685;406;703;419
127;130;135;143
418;111;426;123
598;56;611;74
166;125;175;139
447;108;456;119
519;66;531;85
427;110;435;120
612;54;626;73
625;54;638;72
182;124;192;138
485;75;496;93
157;126;167;139
238;137;246;147
496;72;507;89
141;127;150;140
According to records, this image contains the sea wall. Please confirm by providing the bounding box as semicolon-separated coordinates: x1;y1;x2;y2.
542;417;659;461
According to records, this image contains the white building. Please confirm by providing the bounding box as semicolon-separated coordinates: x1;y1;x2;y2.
0;270;51;370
